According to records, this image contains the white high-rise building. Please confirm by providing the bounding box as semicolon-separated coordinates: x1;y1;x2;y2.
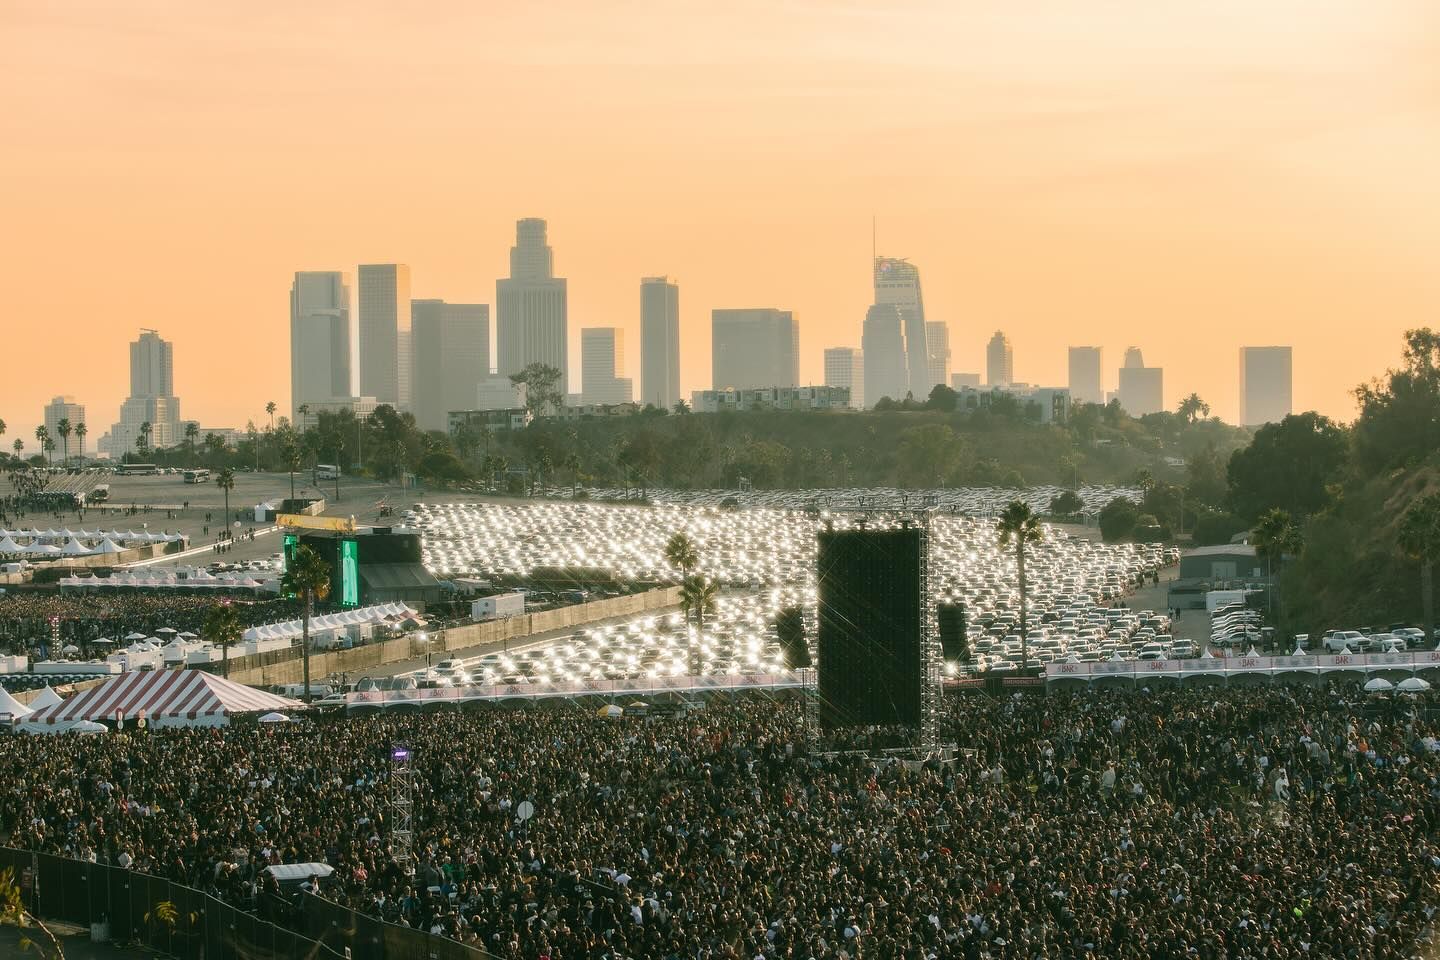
1240;346;1293;427
357;264;412;409
1117;346;1164;416
873;257;930;397
290;271;355;423
108;330;181;456
925;322;951;395
497;219;568;393
640;276;680;411
1067;346;1104;405
711;309;799;390
412;300;490;432
823;347;864;410
130;329;174;399
42;396;86;459
862;304;907;406
580;328;633;406
986;331;1014;387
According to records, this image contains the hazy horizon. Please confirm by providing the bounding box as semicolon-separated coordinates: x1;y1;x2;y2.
4;0;1438;446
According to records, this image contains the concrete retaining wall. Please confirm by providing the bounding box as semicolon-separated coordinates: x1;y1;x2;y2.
223;586;681;687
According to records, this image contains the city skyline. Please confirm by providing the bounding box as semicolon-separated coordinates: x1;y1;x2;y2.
6;1;1437;441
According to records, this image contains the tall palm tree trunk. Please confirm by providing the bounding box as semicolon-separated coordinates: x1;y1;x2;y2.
692;607;704;677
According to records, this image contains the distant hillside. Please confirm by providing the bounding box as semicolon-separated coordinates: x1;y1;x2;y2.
490;406;1250;492
1284;453;1440;633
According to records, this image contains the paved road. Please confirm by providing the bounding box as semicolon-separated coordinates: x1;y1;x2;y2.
0;924;148;959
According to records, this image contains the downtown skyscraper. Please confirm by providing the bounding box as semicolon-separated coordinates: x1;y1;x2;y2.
925;322;951;394
497;218;568;393
873;257;931;398
581;327;633;406
1239;346;1293;427
358;263;412;409
412;300;489;432
711;309;798;390
1118;346;1164;416
640;276;680;411
1068;346;1104;405
986;331;1014;387
824;347;864;410
106;329;181;456
862;303;907;407
290;271;355;423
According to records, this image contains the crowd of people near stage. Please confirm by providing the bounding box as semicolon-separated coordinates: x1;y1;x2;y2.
1;686;1437;959
0;593;303;654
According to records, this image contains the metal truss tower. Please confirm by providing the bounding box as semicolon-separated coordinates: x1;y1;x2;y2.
389;746;414;865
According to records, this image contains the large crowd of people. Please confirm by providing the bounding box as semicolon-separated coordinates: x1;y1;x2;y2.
2;686;1437;959
0;593;303;654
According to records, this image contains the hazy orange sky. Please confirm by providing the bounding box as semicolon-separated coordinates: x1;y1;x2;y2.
4;0;1439;450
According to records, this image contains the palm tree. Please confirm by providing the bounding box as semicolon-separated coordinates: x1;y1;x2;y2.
265;401;277;432
997;500;1044;670
0;864;64;959
679;574;718;677
0;418;6;449
281;432;301;500
185;421;200;466
665;532;699;580
136;421;152;460
1252;508;1302;627
1398;494;1440;647
56;418;71;467
74;421;86;465
281;544;332;700
563;451;581;498
11;438;21;459
216;467;235;526
33;425;48;466
1177;393;1210;425
202;601;243;679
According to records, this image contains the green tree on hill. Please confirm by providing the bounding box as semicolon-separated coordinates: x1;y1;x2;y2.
1225;413;1347;524
1354;329;1440;470
1398;493;1440;645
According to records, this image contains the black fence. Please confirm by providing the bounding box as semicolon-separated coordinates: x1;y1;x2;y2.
0;848;495;960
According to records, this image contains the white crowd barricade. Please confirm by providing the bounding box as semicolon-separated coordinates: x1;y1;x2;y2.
346;670;813;708
1044;650;1440;683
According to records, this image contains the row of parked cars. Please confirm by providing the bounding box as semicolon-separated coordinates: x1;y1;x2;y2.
968;604;1188;671
1312;625;1432;654
1210;603;1266;649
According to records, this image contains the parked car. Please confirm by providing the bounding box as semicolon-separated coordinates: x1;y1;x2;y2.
1390;627;1427;649
1323;630;1366;653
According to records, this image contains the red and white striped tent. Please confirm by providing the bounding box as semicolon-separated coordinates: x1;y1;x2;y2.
25;670;301;730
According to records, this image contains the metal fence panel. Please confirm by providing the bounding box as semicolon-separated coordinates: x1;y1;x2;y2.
0;847;496;960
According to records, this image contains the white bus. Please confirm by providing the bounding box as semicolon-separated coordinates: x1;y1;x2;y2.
116;462;158;476
314;464;340;482
183;469;211;484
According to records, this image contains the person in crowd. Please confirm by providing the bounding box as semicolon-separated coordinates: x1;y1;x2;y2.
1;685;1437;958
